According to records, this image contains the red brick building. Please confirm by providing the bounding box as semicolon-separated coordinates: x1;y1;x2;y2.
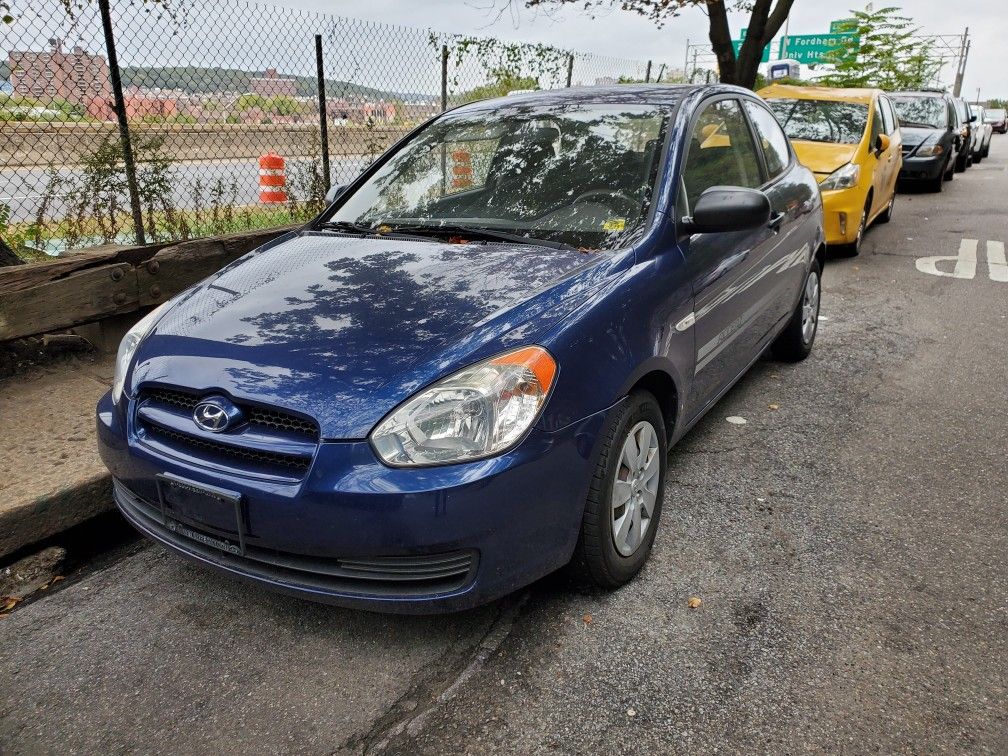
249;68;297;98
8;39;113;120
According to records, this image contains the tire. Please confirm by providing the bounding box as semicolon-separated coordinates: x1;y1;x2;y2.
878;192;895;223
956;150;969;172
568;390;666;589
973;149;983;164
983;143;990;158
944;156;956;181
772;259;822;362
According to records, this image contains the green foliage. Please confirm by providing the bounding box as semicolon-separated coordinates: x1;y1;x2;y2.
0;94;88;122
456;68;540;104
234;94;303;116
434;33;568;101
818;5;942;90
987;99;1008;109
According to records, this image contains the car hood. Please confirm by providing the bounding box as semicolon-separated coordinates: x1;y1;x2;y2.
899;126;942;149
131;231;616;439
791;141;860;179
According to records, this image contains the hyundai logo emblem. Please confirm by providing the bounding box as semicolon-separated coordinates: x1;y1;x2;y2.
192;397;242;433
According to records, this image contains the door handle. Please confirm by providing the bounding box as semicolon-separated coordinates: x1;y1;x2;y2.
768;212;785;232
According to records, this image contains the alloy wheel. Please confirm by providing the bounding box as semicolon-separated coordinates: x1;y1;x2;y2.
610;420;660;557
801;269;820;344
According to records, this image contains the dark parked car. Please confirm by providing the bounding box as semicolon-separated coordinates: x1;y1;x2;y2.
96;85;825;613
891;90;964;191
985;107;1007;134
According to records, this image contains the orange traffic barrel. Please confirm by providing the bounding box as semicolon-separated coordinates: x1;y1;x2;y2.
451;149;472;190
259;152;287;204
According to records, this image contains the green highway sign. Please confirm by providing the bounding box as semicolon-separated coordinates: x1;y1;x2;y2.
732;38;772;63
830;18;857;33
779;32;859;64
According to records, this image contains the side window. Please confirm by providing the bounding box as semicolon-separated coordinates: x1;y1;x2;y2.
949;101;960;129
870;104;883;143
743;100;791;180
878;98;894;135
680;98;764;214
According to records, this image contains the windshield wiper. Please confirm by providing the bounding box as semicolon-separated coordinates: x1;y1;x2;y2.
899;121;938;129
380;223;579;252
316;220;378;235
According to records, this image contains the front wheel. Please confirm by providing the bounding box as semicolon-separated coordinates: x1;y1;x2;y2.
772;260;822;363
878;192;895;223
568;390;666;588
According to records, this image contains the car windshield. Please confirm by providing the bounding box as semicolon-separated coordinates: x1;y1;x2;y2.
764;99;868;144
322;103;668;250
892;96;948;129
986;108;1006;121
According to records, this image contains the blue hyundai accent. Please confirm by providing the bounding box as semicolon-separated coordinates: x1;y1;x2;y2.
96;85;824;613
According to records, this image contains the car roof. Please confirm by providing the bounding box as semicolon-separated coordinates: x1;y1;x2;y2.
891;90;952;99
757;83;882;104
448;84;751;113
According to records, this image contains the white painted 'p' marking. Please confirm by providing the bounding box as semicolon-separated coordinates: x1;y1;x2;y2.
916;239;1007;282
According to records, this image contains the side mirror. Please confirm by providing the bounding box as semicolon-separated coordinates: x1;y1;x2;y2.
875;133;891;155
681;186;771;235
325;184;347;204
969;115;978;123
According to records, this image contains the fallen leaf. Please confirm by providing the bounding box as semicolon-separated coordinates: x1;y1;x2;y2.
768;404;779;411
1;597;19;612
627;708;637;717
687;596;702;609
582;613;593;625
51;575;65;583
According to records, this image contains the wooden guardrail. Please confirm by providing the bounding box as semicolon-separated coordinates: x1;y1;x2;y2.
0;225;300;342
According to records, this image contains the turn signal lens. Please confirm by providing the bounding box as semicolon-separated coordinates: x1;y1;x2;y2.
370;346;557;467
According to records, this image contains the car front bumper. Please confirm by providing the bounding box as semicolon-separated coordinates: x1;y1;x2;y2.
899;152;946;182
96;390;611;613
820;186;870;246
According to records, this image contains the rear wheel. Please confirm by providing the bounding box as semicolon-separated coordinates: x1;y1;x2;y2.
568;390;666;588
944;156;956;182
772;260;822;362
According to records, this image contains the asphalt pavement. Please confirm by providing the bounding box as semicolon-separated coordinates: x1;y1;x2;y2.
2;144;1007;754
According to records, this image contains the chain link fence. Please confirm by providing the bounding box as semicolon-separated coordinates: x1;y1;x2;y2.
0;0;669;261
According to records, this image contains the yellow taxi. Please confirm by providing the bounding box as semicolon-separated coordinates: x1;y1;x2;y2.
758;84;902;255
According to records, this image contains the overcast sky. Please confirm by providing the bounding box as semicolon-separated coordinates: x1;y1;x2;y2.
276;0;1003;100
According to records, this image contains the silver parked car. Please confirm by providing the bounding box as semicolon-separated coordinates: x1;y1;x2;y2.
972;105;993;162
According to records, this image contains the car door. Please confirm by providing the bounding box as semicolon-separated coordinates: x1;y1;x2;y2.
875;96;901;209
867;102;887;218
677;96;778;421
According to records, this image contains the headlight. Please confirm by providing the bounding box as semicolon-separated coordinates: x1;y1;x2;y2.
916;143;944;157
819;162;860;190
112;302;169;404
370;346;557;467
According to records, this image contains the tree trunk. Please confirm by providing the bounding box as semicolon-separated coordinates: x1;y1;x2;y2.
0;237;23;267
709;0;796;90
707;1;737;85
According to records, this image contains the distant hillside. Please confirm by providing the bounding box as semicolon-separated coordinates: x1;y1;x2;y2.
120;66;431;101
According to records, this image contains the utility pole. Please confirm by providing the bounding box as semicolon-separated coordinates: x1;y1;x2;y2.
953;28;970;97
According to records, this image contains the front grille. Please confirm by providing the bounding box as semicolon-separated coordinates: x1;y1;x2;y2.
143;423;312;476
114;481;478;598
140;387;319;440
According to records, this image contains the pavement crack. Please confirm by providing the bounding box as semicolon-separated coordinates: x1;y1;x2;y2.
337;591;530;756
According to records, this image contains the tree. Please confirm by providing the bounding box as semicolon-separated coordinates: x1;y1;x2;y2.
818;6;941;90
521;0;796;89
458;67;539;104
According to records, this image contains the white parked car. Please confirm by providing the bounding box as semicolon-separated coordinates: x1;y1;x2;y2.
972;105;993;162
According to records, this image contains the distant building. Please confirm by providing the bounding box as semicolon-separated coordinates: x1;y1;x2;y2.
249;68;297;98
123;86;179;119
8;38;113;120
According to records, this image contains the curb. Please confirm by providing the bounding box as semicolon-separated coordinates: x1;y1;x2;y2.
0;473;114;560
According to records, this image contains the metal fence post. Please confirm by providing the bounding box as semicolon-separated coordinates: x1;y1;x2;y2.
645;60;652;83
566;54;574;87
98;0;145;246
441;45;448;112
315;34;330;194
